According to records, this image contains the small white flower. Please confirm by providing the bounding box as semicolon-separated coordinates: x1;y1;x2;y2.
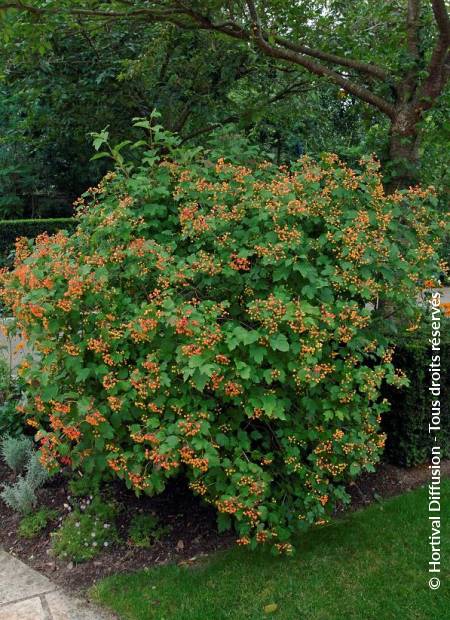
75;522;80;528
103;541;108;547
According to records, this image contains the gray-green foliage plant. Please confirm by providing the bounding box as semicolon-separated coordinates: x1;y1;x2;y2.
1;476;37;514
1;434;52;514
25;451;51;489
0;434;32;473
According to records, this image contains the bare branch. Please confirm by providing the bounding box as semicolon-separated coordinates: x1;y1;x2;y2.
246;0;261;38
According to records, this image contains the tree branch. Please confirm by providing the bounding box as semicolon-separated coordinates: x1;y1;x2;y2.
0;2;186;20
179;79;311;144
431;0;450;37
238;1;389;81
406;0;421;59
244;1;395;118
1;2;43;14
416;0;450;109
1;0;396;118
273;36;389;81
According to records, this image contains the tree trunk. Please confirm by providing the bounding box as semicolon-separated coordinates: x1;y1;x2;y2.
386;107;421;191
379;106;422;320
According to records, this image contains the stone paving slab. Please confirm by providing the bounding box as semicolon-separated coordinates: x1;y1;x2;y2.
0;597;46;620
45;591;114;620
0;550;54;606
0;549;115;620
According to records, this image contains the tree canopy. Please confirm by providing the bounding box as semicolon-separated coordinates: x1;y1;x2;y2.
0;0;448;215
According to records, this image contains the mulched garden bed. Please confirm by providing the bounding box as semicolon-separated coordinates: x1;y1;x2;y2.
1;458;449;595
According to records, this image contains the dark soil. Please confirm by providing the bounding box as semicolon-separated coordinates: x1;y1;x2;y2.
0;463;234;593
339;459;450;511
0;459;448;596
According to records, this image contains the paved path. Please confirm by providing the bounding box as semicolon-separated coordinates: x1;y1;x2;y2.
0;549;115;620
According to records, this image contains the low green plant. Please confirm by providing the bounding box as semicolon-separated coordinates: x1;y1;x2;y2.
68;474;101;498
52;498;118;563
128;513;170;548
0;358;11;394
18;507;58;538
0;434;33;473
0;400;25;438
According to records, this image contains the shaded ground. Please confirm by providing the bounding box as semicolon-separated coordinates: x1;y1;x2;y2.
0;464;234;594
340;459;450;511
1;458;448;597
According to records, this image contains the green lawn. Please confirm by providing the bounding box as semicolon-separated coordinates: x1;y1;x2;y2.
92;480;449;620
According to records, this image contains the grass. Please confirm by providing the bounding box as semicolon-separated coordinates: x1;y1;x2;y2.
91;480;449;620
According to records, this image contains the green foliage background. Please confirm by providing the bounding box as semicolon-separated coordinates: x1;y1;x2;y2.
1;4;447;218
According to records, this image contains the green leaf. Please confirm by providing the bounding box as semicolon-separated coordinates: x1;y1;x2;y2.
349;463;361;476
269;333;289;352
217;513;232;533
164;435;179;449
216;433;229;447
90;151;110;162
249;345;266;364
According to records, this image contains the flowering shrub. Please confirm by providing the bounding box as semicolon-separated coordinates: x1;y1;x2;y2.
0;128;446;551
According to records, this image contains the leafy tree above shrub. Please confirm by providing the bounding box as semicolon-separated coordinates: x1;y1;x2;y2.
0;123;446;552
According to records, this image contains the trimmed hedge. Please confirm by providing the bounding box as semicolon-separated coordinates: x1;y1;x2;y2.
382;320;450;467
0;218;77;260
